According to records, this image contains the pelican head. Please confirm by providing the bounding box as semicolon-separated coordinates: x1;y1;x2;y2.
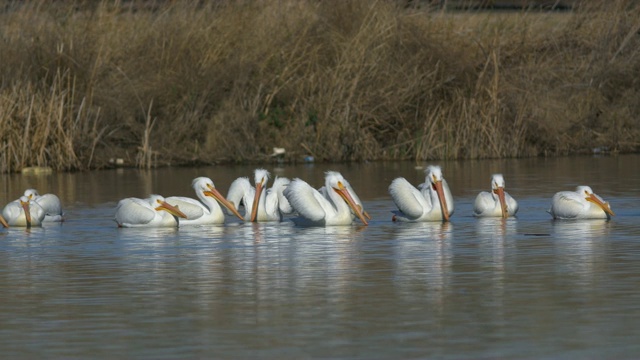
250;169;270;222
425;165;450;222
326;171;368;225
149;195;188;219
24;188;40;200
193;177;244;220
576;186;615;217
491;174;509;218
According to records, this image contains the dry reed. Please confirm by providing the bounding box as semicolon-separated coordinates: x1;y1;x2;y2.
0;0;638;172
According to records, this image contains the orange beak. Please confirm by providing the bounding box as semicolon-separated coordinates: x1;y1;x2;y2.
155;200;188;219
494;187;508;218
357;205;371;220
432;180;450;222
250;180;264;222
0;214;8;228
20;199;32;228
205;184;245;220
586;193;615;217
334;182;368;226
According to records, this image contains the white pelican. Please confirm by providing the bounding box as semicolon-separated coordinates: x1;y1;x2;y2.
165;177;244;225
548;186;615;220
283;171;369;226
226;169;293;222
388;165;454;222
115;194;188;228
24;189;64;222
2;195;46;227
473;174;518;218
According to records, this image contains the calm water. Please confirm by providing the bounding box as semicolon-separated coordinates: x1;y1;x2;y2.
1;155;639;359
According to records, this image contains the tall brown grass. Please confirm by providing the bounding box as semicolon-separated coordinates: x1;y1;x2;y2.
0;0;638;172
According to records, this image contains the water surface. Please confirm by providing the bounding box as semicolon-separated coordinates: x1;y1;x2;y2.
1;155;639;359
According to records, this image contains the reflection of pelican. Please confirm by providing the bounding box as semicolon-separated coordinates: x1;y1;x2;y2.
226;169;292;222
2;196;45;227
389;165;454;222
391;222;452;307
24;189;64;222
553;219;609;241
283;171;368;226
548;186;615;220
115;195;188;228
474;174;518;218
475;217;517;264
553;220;609;285
165;177;244;225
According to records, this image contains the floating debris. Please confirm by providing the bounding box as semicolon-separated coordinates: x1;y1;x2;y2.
21;166;53;175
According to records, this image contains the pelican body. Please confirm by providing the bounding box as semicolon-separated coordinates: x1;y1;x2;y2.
115;195;188;228
549;186;615;220
227;169;293;222
24;189;64;222
283;171;369;226
2;196;46;227
473;174;518;218
165;177;244;225
389;165;454;222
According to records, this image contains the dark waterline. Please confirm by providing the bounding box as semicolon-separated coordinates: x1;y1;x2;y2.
1;155;639;359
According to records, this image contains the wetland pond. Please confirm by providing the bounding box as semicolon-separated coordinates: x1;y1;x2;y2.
1;155;639;359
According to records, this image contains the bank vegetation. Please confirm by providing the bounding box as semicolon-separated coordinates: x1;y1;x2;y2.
0;0;639;172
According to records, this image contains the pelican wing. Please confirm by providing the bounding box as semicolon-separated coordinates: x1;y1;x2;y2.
2;201;23;222
473;191;495;216
389;177;427;219
284;179;327;222
35;193;62;215
115;198;156;225
550;191;582;218
165;196;205;220
226;177;254;210
272;177;293;214
505;191;519;215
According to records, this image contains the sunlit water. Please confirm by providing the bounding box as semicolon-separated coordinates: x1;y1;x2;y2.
1;155;639;359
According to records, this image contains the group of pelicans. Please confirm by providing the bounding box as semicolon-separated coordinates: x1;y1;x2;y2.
0;165;615;229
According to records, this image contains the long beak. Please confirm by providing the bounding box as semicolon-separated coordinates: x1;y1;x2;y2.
357;205;372;220
0;214;9;228
494;187;508;218
20;200;32;228
433;181;450;222
205;184;245;220
250;180;264;222
586;193;615;217
334;184;368;226
155;201;188;219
